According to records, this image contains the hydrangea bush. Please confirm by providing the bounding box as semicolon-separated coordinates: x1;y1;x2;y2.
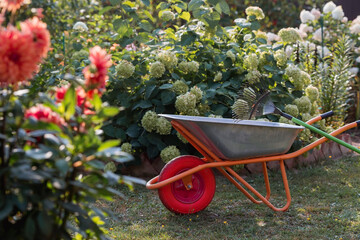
100;2;315;162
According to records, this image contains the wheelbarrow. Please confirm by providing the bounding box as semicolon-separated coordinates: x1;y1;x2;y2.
146;111;360;214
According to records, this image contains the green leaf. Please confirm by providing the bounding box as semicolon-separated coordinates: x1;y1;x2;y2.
25;217;35;240
55;159;70;177
141;0;150;6
203;12;220;29
0;199;13;220
113;19;129;37
132;100;152;109
99;6;113;15
144;10;155;22
257;38;267;44
181;31;197;46
139;20;153;32
180;11;191;22
145;85;157;100
26;149;53;160
103;125;126;140
159;83;173;90
218;0;230;15
101;107;120;117
63;85;75;120
87;160;105;169
135;32;150;43
147;145;160;159
263;65;278;72
126;124;142;138
98;140;121;152
161;91;176;105
250;21;261;31
188;0;204;11
212;104;228;115
110;0;121;5
91;93;102;111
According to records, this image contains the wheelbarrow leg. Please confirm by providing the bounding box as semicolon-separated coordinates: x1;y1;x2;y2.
219;160;291;212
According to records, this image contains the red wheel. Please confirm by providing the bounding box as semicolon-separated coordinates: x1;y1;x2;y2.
158;155;216;214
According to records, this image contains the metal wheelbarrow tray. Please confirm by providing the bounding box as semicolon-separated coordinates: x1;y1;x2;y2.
159;114;304;160
147;112;360;215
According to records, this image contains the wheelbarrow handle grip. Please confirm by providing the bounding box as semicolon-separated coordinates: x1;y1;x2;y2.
320;111;334;119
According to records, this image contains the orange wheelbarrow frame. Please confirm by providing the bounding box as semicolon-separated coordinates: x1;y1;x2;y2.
147;115;358;212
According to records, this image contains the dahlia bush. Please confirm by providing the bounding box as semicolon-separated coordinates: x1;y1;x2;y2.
0;2;136;239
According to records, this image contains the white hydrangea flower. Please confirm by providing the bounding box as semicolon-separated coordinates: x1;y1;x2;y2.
356;56;360;63
116;60;135;79
266;32;280;44
278;27;301;43
305;85;319;102
161;11;175;22
350;24;360;34
323;1;337;13
300;10;315;23
121;143;132;154
160;146;180;163
331;6;344;20
353;16;360;26
214;72;222;82
285;45;294;58
226;50;236;62
313;28;323;41
244;53;259;70
149;61;166;78
274;49;287;67
156;50;178;70
156;117;172;135
317;46;331;58
190;86;203;103
73;22;88;31
311;8;321;20
342;17;348;23
349;67;359;75
245;6;265;20
299;24;313;33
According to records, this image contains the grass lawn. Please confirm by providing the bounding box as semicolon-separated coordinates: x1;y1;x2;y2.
100;156;360;240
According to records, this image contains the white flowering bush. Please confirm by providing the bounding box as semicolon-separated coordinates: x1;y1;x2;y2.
283;1;360;125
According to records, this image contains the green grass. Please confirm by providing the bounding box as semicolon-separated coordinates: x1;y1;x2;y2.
100;157;360;240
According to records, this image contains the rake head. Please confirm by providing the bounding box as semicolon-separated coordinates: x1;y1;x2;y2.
232;88;283;121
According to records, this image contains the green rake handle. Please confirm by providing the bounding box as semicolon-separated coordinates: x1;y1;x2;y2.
291;118;360;154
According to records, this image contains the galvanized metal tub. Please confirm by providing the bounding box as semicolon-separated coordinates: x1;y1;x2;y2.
159;114;304;160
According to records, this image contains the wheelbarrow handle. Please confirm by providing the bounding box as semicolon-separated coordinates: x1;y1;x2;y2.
320;111;334;119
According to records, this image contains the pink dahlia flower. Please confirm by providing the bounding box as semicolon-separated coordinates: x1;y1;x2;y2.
20;17;50;58
25;104;65;126
55;85;95;115
0;0;24;13
83;46;112;91
0;26;38;86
